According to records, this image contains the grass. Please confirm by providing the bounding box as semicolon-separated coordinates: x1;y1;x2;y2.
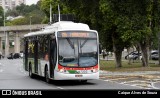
100;60;160;72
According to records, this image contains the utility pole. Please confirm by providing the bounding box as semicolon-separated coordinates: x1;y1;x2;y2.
30;16;32;32
4;7;9;57
158;32;160;65
50;3;52;24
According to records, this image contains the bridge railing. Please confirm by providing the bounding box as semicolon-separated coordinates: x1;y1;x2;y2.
0;24;48;32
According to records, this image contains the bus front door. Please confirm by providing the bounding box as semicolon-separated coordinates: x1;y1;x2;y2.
34;40;38;73
49;39;57;78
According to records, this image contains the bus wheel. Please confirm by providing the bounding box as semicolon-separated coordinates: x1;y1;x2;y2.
80;80;87;83
45;67;51;83
29;66;34;78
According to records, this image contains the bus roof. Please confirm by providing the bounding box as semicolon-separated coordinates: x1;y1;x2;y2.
24;21;94;37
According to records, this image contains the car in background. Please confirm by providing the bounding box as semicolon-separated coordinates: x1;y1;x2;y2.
7;53;21;59
13;53;21;59
125;51;141;60
19;52;24;58
150;50;158;60
139;50;159;60
7;53;14;59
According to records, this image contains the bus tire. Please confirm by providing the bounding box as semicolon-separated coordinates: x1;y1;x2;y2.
45;67;51;83
29;65;34;78
80;80;87;83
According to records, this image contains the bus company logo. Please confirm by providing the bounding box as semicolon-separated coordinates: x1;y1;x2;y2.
2;90;11;95
1;90;42;95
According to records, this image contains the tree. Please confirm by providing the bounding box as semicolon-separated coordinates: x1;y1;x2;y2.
0;6;4;26
100;0;160;67
8;17;28;25
41;0;129;67
6;8;19;17
99;0;134;67
40;0;160;67
6;2;45;26
40;0;69;23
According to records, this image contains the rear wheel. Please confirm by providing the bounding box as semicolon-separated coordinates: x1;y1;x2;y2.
29;65;34;78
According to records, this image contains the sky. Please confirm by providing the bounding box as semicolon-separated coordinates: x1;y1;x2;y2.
26;0;40;5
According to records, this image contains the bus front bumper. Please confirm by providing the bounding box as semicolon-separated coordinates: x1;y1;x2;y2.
54;71;99;80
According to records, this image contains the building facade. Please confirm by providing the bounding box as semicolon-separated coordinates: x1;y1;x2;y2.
0;0;26;10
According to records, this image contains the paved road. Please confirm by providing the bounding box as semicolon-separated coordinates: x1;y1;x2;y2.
0;59;141;90
153;82;160;89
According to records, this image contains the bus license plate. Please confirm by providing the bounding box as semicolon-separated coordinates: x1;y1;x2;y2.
77;70;87;74
75;75;83;77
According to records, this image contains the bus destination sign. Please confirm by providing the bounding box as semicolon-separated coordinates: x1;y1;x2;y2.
58;31;97;38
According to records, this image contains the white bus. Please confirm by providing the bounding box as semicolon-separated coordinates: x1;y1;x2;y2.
23;21;100;83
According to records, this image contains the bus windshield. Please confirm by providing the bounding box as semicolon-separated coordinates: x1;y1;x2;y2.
58;37;98;67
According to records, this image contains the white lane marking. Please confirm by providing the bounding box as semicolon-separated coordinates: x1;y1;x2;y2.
100;79;142;89
103;80;110;82
57;87;64;89
151;82;160;89
102;78;160;89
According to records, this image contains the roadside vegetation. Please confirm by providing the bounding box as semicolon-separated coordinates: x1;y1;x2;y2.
40;0;160;68
100;60;160;72
4;3;46;26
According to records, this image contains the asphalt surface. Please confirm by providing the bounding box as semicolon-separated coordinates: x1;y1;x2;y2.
100;57;160;89
100;71;160;89
0;59;141;90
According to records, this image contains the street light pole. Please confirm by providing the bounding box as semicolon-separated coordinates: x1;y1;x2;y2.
158;32;160;65
4;8;8;57
30;16;32;32
0;16;2;53
3;7;9;57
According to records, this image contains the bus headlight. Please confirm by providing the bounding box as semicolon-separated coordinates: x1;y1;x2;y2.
59;69;64;73
59;69;69;73
91;69;98;73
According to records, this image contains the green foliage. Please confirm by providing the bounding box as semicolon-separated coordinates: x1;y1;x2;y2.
0;6;4;26
100;60;160;71
40;0;160;67
99;0;160;67
6;3;45;26
16;4;39;16
9;17;28;25
41;16;49;24
40;0;69;21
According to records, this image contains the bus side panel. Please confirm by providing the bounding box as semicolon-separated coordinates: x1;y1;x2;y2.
40;60;49;77
27;39;36;73
37;35;50;77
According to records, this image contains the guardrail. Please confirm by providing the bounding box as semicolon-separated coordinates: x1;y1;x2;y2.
0;24;48;32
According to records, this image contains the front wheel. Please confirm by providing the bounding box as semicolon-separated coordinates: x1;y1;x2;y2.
45;67;51;83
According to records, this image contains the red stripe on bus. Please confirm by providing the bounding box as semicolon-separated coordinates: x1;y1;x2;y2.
58;64;98;70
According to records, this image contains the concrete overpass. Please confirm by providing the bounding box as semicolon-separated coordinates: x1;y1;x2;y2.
0;24;48;57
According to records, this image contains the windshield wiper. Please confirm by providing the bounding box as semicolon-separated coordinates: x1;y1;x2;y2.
66;38;74;49
80;39;88;48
